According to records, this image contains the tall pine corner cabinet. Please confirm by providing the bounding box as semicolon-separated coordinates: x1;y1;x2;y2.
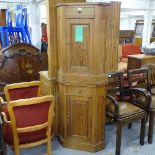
40;1;120;152
56;2;120;152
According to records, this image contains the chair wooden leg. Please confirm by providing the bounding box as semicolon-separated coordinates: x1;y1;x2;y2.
116;122;122;155
148;111;154;144
128;123;132;129
140;115;146;145
47;138;52;155
1;137;7;155
0;124;7;155
14;148;20;155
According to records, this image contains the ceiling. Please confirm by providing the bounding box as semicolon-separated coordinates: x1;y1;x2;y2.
1;0;155;18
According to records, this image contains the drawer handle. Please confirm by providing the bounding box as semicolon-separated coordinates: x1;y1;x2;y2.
78;90;82;94
77;8;82;13
67;115;70;118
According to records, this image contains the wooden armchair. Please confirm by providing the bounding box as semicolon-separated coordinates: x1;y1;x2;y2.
1;81;42;154
1;95;55;155
128;66;155;144
106;71;151;155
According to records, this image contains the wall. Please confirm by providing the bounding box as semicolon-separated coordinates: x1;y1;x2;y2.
120;16;144;30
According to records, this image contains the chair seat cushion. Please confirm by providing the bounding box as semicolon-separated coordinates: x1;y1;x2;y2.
2;104;54;145
106;101;144;118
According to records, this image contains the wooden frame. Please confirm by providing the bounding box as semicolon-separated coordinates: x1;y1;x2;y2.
4;81;41;102
4;95;55;155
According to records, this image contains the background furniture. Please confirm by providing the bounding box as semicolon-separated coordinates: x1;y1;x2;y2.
119;30;135;44
0;43;47;98
1;95;55;155
134;20;155;46
106;71;149;155
118;43;142;72
0;9;6;50
0;9;6;26
127;54;155;70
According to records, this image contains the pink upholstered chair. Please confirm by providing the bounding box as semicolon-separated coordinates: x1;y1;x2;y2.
0;81;42;154
121;43;142;62
118;43;142;72
1;95;55;155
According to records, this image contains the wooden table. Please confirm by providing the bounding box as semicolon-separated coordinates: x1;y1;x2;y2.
127;54;155;70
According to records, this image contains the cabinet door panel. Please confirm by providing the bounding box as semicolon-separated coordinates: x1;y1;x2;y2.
66;19;93;73
66;96;92;141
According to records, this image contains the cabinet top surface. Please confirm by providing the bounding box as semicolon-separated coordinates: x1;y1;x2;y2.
128;54;155;59
56;2;117;7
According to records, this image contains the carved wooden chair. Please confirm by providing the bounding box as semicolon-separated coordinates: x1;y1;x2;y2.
106;71;151;155
1;95;55;155
128;65;155;144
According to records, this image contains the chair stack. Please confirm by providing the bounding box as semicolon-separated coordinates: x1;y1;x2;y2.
0;5;31;49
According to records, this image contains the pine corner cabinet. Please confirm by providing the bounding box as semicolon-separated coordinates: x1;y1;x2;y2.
40;1;120;152
56;2;120;152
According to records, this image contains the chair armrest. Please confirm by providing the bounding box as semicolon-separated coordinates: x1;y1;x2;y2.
128;87;152;109
1;112;11;124
107;95;119;117
0;97;4;103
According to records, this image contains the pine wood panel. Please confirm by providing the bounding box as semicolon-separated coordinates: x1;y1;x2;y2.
46;0;85;79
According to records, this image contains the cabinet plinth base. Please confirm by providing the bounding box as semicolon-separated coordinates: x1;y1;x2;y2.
58;136;105;152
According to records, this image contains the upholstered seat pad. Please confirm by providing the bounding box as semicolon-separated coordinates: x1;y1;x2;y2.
106;101;144;118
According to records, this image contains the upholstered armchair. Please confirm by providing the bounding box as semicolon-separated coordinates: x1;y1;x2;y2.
118;43;142;72
106;71;151;155
128;65;155;144
1;95;55;155
0;81;42;154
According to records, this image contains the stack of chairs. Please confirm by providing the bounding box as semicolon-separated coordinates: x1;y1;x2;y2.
0;5;31;49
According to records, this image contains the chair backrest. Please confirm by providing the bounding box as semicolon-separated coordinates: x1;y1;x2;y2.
127;67;151;92
4;81;41;102
16;4;23;27
141;63;155;86
7;95;54;148
107;72;124;101
6;9;12;27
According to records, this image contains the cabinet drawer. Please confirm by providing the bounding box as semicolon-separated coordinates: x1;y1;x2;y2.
67;86;93;97
65;7;95;18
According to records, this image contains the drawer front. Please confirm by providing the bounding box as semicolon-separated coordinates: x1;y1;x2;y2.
65;7;95;18
67;86;93;97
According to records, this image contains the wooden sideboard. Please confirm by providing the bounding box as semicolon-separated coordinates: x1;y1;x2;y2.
128;54;155;70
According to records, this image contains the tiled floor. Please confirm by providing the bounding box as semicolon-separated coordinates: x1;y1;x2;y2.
7;121;155;155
